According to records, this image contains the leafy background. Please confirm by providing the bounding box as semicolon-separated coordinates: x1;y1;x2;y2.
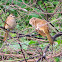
0;0;62;62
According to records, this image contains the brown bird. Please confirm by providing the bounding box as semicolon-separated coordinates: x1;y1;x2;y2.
3;14;16;41
29;17;53;45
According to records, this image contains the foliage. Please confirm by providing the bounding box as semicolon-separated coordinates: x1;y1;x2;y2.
0;0;62;62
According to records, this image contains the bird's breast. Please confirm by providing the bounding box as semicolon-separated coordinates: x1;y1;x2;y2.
5;19;16;29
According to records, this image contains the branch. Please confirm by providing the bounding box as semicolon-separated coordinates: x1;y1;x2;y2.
18;42;27;62
53;32;62;41
36;32;62;61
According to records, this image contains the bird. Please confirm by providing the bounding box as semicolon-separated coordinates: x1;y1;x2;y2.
29;17;53;45
3;14;16;41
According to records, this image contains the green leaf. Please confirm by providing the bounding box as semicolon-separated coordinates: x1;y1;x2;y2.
6;12;9;15
56;40;62;44
10;9;15;11
53;1;59;5
3;48;7;52
10;33;16;37
29;13;39;18
54;57;60;62
21;4;26;8
16;24;20;28
29;40;37;45
38;1;42;5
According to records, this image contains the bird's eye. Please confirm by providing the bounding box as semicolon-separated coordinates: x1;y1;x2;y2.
10;15;15;17
9;15;12;17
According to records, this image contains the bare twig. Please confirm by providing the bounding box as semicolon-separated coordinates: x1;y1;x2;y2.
18;42;27;62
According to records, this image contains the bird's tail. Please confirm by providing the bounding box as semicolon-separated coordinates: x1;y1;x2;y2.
46;33;53;45
3;30;8;41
